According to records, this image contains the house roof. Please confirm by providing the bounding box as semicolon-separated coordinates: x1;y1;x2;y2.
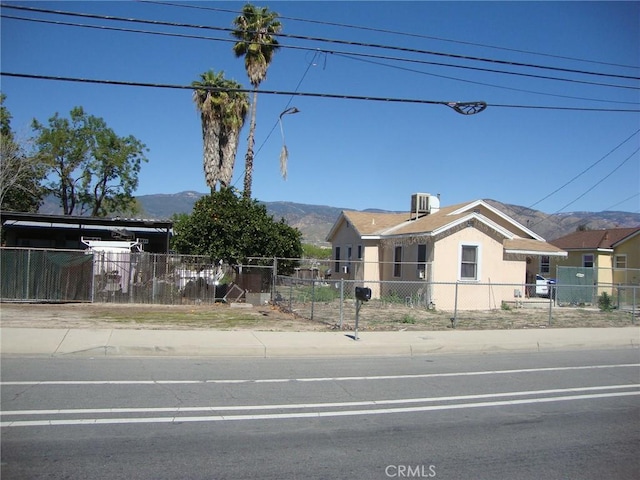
327;199;565;256
504;238;566;256
550;227;640;250
0;211;173;233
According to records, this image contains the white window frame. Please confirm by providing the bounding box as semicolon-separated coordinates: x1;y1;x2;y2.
539;255;550;275
583;254;594;268
614;254;627;269
459;243;481;281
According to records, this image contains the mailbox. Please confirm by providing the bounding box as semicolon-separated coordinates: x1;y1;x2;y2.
355;286;371;302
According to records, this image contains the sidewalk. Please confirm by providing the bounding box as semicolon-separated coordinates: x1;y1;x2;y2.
1;327;638;357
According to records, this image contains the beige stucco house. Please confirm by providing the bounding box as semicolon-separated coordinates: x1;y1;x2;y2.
326;193;566;309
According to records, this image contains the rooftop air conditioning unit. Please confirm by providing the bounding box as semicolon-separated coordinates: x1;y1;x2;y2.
411;193;440;219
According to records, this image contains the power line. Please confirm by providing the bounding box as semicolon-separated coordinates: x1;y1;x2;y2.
140;0;640;71
528;147;640;229
6;12;637;97
528;130;640;210
603;193;640;213
336;53;639;105
554;148;639;213
3;3;639;82
3;71;640;113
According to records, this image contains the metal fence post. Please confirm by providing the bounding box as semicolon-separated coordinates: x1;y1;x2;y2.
310;278;315;321
548;291;553;326
272;257;277;302
288;281;293;312
451;282;459;328
26;249;31;300
339;278;344;329
633;286;637;326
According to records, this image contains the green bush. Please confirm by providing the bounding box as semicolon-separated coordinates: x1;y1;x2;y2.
597;292;614;311
400;315;416;324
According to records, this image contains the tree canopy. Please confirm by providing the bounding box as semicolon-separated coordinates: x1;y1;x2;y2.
172;188;302;273
192;70;248;193
0;94;46;212
31;106;148;216
232;3;282;199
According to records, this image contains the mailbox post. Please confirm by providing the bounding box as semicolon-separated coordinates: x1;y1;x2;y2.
354;286;371;340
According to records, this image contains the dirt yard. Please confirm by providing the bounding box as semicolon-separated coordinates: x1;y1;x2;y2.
0;301;636;331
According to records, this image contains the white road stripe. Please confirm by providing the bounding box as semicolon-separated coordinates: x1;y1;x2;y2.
1;384;638;417
2;363;638;386
2;390;638;428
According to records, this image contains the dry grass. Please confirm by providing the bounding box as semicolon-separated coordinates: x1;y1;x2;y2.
0;301;636;331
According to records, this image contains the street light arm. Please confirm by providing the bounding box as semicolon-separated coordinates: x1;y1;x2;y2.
279;107;300;119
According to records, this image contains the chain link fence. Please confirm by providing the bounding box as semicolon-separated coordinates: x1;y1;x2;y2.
1;247;94;302
273;276;638;329
1;247;239;304
1;248;638;328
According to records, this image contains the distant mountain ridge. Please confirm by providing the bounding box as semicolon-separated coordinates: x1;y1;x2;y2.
39;191;639;245
135;191;639;245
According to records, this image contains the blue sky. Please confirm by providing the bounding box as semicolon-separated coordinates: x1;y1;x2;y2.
1;1;639;214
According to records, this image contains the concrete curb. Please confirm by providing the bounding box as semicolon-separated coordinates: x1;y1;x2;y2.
1;327;638;358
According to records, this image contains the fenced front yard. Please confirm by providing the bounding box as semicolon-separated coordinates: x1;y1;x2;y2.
272;277;638;329
1;247;637;329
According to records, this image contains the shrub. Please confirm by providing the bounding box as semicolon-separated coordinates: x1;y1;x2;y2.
597;292;614;311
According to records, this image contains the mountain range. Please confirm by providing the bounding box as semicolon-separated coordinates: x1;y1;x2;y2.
132;191;639;245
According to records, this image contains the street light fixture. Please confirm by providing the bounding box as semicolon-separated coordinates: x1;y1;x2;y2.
278;107;300;180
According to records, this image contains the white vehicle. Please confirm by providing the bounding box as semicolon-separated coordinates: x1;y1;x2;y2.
535;274;556;297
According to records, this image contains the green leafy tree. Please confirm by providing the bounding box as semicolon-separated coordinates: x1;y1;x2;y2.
0;94;46;212
302;244;332;259
32;107;148;216
192;70;249;192
172;188;302;273
232;3;282;199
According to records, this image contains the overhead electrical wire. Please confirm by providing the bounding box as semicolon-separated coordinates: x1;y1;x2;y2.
2;2;637;216
5;12;637;102
527;130;640;210
336;53;639;105
2;72;640;113
2;3;639;83
528;147;639;228
139;0;640;71
5;12;638;99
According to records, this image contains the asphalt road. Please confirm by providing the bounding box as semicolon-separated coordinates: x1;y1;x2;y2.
2;349;639;480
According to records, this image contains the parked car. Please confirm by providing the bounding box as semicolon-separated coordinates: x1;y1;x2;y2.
535;274;556;298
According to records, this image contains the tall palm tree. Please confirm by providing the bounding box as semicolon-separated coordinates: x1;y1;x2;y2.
232;3;282;199
192;70;248;192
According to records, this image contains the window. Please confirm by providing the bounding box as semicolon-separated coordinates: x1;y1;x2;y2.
460;245;478;280
615;255;627;269
540;255;550;275
357;244;363;260
417;244;427;279
334;246;341;274
393;246;402;278
583;254;594;268
417;244;427;263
